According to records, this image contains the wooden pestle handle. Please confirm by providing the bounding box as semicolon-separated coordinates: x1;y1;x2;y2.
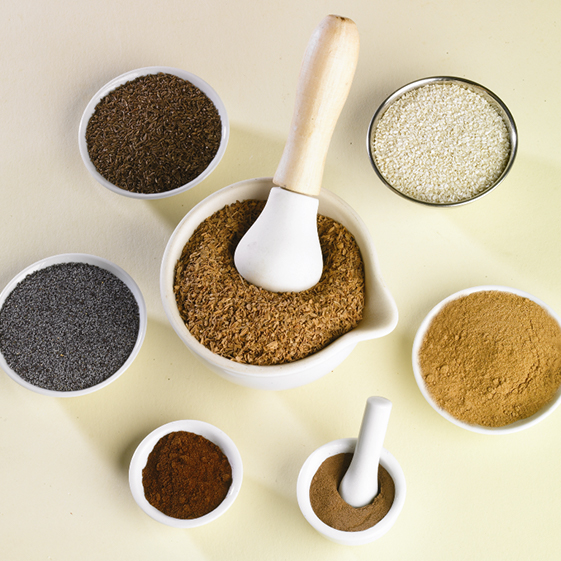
273;15;360;197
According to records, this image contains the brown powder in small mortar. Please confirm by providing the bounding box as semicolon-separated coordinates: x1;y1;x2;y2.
309;453;395;532
419;291;561;427
174;199;365;365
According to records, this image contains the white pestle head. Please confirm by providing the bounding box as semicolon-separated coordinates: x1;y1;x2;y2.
338;396;393;508
234;187;323;293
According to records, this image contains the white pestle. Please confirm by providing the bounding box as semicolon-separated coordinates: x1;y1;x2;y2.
339;397;393;508
234;15;360;293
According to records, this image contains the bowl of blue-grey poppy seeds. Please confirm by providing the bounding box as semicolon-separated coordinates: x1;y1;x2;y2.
0;254;147;397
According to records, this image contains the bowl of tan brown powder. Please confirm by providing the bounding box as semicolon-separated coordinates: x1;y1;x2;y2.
413;286;561;433
297;437;406;545
79;66;228;199
160;177;398;390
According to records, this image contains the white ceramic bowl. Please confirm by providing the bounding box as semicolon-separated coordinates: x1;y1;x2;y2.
128;420;243;528
412;285;561;434
78;66;229;200
160;177;398;390
297;438;406;545
0;253;147;397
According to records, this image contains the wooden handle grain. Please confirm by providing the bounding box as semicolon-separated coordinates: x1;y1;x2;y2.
273;15;359;197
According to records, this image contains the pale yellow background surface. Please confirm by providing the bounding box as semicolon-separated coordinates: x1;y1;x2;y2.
1;1;560;559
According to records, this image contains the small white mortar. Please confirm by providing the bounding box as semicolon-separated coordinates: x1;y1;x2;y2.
297;438;406;545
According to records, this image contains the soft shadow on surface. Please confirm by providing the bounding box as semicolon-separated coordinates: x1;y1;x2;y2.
59;317;259;473
145;124;286;229
448;154;561;293
189;477;349;561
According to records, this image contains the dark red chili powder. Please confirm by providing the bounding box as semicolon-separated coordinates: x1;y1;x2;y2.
142;430;232;519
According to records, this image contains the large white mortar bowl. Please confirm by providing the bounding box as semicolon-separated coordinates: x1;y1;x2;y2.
160;177;398;390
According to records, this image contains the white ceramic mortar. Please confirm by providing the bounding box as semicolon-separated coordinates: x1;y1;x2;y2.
296;438;406;545
160;177;398;391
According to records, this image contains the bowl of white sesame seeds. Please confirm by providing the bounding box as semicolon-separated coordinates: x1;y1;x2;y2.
367;76;517;206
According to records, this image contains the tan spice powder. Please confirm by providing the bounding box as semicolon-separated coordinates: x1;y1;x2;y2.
309;453;395;532
173;199;365;365
418;291;561;427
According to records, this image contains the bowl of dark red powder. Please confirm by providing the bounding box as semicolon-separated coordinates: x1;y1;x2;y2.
128;420;243;527
0;254;147;397
412;286;561;434
160;177;398;390
79;66;229;199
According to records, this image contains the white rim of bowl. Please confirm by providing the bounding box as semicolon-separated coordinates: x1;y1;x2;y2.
296;438;406;545
78;66;229;200
159;177;399;382
412;285;561;434
367;76;518;207
128;420;243;528
0;253;147;397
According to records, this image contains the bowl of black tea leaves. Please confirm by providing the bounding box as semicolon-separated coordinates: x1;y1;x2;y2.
79;66;229;199
0;253;147;397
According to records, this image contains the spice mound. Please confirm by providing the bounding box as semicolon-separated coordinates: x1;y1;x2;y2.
310;453;395;532
86;72;222;194
173;199;365;366
418;291;561;427
142;431;232;519
372;81;511;204
0;262;140;392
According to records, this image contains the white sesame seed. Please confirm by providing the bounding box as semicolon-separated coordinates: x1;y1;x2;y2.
372;82;511;204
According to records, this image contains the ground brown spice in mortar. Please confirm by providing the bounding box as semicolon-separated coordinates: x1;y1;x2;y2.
419;291;561;427
174;199;365;365
310;453;395;532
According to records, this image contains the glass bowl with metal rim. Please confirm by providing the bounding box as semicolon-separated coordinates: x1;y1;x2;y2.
79;66;229;200
412;285;561;434
129;420;243;528
367;76;518;207
0;253;147;397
